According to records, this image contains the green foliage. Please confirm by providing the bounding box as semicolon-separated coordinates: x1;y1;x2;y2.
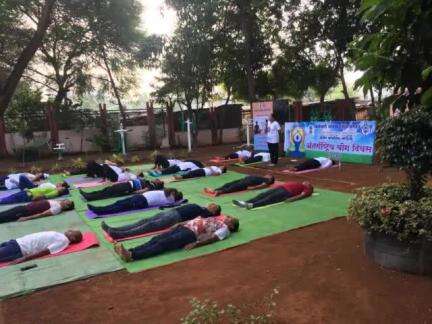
349;184;432;243
70;157;86;170
377;109;432;200
181;288;280;324
110;154;125;165
309;63;339;103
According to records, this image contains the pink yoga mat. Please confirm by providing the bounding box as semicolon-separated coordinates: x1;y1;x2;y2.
0;189;20;199
201;181;284;197
281;164;340;174
0;232;99;268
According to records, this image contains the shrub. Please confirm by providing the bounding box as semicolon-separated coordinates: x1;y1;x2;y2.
29;165;42;174
377;109;432;200
71;158;86;170
181;288;279;324
349;184;432;243
110;154;125;165
130;155;141;163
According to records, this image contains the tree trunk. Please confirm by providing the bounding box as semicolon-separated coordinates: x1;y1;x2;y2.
101;48;127;122
320;94;325;114
337;54;350;100
370;88;376;107
0;0;56;156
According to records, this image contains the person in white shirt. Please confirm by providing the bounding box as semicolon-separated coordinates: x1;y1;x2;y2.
243;152;271;164
173;166;227;180
0;230;82;264
0;173;47;191
150;160;204;177
266;113;281;166
152;154;184;169
224;149;252;160
87;188;184;215
288;157;336;172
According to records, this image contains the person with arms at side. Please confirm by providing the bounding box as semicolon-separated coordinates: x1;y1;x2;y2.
113;215;239;262
173;166;227;180
0;199;74;224
101;203;222;239
0;230;82;264
266;113;281;166
0;183;69;205
242;152;271;164
150;160;203;176
87;188;184;216
233;181;313;209
204;174;275;196
224;149;253;161
288;157;336;172
80;179;164;201
0;173;48;191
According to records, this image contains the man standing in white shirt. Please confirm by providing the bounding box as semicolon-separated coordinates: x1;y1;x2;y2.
0;230;82;264
266;113;281;166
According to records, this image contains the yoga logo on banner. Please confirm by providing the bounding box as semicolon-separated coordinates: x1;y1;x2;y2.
252;101;273;151
284;121;376;164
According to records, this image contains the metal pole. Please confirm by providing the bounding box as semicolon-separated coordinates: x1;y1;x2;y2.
186;119;192;152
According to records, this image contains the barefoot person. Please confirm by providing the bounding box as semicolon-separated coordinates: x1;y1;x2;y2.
204;174;275;196
243;152;271;164
152;154;182;170
224;149;252;160
87;188;183;216
150;160;203;176
0;185;69;205
0;173;48;191
266;113;281;166
80;179;164;201
114;215;239;262
0;199;74;224
288;157;335;172
71;160;141;182
233;181;314;209
0;230;82;264
102;203;222;239
173;166;227;180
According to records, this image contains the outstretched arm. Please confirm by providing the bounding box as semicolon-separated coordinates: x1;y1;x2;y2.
247;183;269;190
285;191;311;203
10;249;50;264
18;210;54;222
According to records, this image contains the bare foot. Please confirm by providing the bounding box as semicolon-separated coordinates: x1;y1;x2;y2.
114;244;133;262
204;188;215;195
173;176;182;181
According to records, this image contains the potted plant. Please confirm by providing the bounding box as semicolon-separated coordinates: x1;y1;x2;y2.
349;109;432;275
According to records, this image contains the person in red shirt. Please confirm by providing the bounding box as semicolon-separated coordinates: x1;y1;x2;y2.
233;181;313;209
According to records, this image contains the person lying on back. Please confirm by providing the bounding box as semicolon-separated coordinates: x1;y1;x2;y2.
80;179;164;201
114;215;239;262
0;230;82;264
233;181;313;209
204;174;275;196
288;157;335;172
0;199;74;223
0;183;69;205
173;166;227;181
0;173;48;191
87;188;184;215
101;203;222;239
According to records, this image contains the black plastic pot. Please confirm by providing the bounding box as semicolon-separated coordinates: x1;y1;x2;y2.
364;231;432;275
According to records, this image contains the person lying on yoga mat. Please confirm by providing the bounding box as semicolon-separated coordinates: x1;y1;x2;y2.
224;149;253;160
288;157;335;172
152;154;182;169
204;174;275;196
114;215;239;262
233;181;313;209
173;166;227;180
0;173;48;191
80;178;165;201
71;160;142;182
0;230;82;264
0;184;70;205
0;199;75;223
88;188;183;215
150;160;203;176
241;152;271;164
101;203;222;239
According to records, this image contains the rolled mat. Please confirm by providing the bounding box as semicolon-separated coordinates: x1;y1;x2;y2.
85;199;188;219
0;232;99;268
281;164;340;174
202;181;284;197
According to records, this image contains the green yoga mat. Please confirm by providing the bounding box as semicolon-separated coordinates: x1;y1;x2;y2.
77;171;351;273
0;210;122;299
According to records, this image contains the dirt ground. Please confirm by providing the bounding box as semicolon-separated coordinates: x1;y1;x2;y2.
1;145;431;323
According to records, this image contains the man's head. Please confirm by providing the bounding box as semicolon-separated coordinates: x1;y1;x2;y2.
60;199;75;211
207;203;221;216
153;179;164;190
57;187;69;196
269;113;276;122
224;216;239;232
56;182;69;189
302;181;314;192
221;166;227;174
264;174;275;184
174;190;183;202
64;230;83;244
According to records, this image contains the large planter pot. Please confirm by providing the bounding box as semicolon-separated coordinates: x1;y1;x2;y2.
364;231;432;275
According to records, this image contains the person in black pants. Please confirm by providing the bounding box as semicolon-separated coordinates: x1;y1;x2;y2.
80;179;164;201
266;113;281;166
204;174;275;196
101;203;221;239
